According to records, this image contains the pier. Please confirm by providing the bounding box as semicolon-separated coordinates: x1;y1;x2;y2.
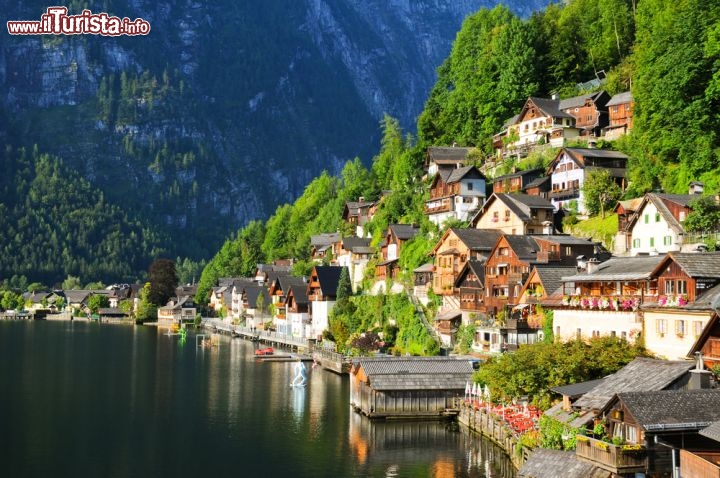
202;318;314;352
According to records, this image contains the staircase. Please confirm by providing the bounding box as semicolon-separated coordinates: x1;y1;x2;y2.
442;295;461;312
406;288;442;346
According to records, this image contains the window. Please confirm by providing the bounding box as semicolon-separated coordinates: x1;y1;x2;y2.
467;182;473;191
675;320;686;337
665;281;675;295
655;213;661;222
679;211;686;222
504;210;511;221
633;238;640;248
694;321;704;338
650;238;655;248
677;280;687;295
663;236;673;246
656;319;667;335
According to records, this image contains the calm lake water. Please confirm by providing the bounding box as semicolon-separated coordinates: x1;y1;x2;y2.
0;321;516;478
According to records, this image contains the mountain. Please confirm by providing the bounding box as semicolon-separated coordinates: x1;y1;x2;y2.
0;0;550;283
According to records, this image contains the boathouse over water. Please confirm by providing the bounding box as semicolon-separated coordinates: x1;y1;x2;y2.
350;357;473;418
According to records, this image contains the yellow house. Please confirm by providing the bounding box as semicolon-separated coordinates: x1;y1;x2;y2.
471;192;555;235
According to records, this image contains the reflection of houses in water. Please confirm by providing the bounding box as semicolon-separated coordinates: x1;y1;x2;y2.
348;414;516;477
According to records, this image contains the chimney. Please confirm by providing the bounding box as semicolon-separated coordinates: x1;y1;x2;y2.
688;352;712;389
587;139;597;149
358;196;365;203
551;92;559;100
689;181;704;195
586;258;600;274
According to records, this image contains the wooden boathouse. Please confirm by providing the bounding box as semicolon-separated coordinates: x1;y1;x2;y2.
350;357;473;419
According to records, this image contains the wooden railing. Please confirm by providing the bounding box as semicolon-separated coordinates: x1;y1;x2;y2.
575;436;647;474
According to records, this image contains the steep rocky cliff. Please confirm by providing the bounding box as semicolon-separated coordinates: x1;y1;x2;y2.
1;0;549;264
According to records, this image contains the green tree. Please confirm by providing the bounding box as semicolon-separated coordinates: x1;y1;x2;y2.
683;196;720;232
148;258;178;306
581;169;622;217
87;294;110;314
135;282;157;323
61;275;82;290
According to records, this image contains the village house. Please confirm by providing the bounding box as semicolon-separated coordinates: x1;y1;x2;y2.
424;145;473;177
684;419;720;476
230;282;270;328
374;224;421;287
307;265;347;341
431;227;502;300
602;91;633;140
546;147;629;214
285;282;310;339
613;197;644;255
254;262;292;284
412;263;434;305
310;233;342;263
157;296;196;326
641;252;720;360
491;168;545;195
425;165;487;227
342;197;377;238
557;90;610;138
335;236;374;292
267;275;308;335
552;256;664;342
349;357;473;418
625;191;708;256
453;259;502;354
471;193;556;235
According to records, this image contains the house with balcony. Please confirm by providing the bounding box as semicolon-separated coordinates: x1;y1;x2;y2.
552;255;664;342
470;193;556;235
267;275;308;335
336;236;374;292
641;252;720;360
286;283;310;339
413;263;434;305
425;165;487;227
425;146;473;177
342;197;377;238
454;259;486;315
613;197;644;254
558;90;610;138
602;91;633;140
626;192;707;256
307;265;347;341
254;262;293;284
547;147;629;214
431;228;502;297
234;283;271;329
491;168;545;195
374;224;421;285
157;296;196;326
310;233;342;263
577;388;720;477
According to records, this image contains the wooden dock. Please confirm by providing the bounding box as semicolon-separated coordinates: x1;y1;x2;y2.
202;319;313;352
312;348;352;374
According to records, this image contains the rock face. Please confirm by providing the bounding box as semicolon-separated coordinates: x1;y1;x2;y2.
1;0;549;259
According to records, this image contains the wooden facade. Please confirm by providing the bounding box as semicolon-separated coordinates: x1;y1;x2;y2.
681;449;720;478
484;236;534;316
455;260;485;311
350;358;473;419
491;168;543;194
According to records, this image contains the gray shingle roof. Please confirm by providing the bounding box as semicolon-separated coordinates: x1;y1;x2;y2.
700;421;720;442
606;91;632;107
519;449;611;478
533;265;579;296
342;236;372;251
446;165;485;183
663;252;720;278
310;233;341;247
413;263;434;273
287;283;309;305
427;146;472;163
618;389;720;431
558;91;607;111
313;265;346;297
452;228;503;252
492;193;555;223
562;255;664;282
551;377;607;399
527;97;574;120
389;224;421;241
492;168;543;182
454;259;486;288
573;358;694;411
634;193;696;235
355;357;473;391
505;235;542;261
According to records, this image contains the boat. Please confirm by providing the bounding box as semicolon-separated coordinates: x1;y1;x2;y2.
255;347;274;356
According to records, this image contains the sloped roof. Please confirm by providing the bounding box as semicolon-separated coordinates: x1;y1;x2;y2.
446;165;485;183
523;175;550;191
496;193;555;221
630;193;697;235
606;91;632;107
427;146;472;163
652;252;720;280
533;265;579;296
504;235;542;261
414;263;434;273
519;449;611;478
492;168;543;182
310;232;341;247
243;284;270;308
355;357;473;391
342;236;372;252
551;378;607;400
618;389;720;431
389;224;421;241
274;276;307;295
454;259;486;288
313;265;346;297
558;91;608;111
526;97;574;120
63;290;92;304
684;283;720;311
287;283;309;305
615;197;643;214
573;358;694;411
563;147;629;164
700;421;720;442
562;255;664;282
451;228;503;252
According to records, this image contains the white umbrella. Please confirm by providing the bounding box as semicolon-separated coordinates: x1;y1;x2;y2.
465;381;471;398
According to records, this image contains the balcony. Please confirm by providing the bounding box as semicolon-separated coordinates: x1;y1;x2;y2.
425;201;452;214
575;436;647;474
549;187;579;200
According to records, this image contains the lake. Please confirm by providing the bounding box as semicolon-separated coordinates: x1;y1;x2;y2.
0;320;516;477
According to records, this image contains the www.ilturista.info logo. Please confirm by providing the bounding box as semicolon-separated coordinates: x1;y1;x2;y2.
7;7;150;36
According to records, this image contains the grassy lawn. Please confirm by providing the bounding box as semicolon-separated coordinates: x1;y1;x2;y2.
567;213;618;250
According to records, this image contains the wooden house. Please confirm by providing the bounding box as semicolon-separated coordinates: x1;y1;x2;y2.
546;147;629;214
349;357;473;418
491;168;545;194
157;297;196;326
268;275;307;335
626;193;705;256
519;449;610;478
310;233;342;263
307;265;346;341
286;283;310;339
375;224;420;281
471;193;556;235
613;197;644;254
342;197;377;237
413;263;434;305
685;421;720;477
557;90;610;137
425;146;472;177
425;165;487;227
578;389;720;476
431;228;501;296
641;253;720;360
502;97;579;157
552;256;663;342
603;91;633;140
336;236;374;292
433;310;463;346
454;259;486;313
